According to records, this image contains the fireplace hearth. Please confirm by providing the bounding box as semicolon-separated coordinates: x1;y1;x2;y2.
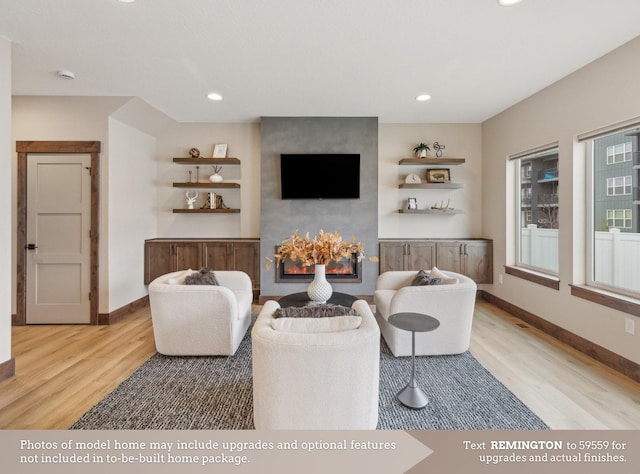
276;251;362;283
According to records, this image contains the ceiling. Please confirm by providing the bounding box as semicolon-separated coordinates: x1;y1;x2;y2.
2;0;640;124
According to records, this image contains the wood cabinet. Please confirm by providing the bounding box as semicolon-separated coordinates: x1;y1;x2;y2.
379;239;493;283
144;240;203;283
378;241;436;273
435;240;493;284
203;241;259;282
144;239;260;291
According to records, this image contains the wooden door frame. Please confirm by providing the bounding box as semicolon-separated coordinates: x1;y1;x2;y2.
15;141;101;325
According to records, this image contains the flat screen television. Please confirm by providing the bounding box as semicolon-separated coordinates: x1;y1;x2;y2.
280;154;360;199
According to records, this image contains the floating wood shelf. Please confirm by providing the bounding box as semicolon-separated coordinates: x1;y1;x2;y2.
173;182;240;188
173;157;241;165
173;208;240;214
399;158;466;165
398;208;464;214
399;183;464;189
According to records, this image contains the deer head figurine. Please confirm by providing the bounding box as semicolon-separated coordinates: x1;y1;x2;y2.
185;191;199;209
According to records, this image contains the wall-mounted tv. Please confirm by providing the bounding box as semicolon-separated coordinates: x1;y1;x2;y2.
280;154;360;199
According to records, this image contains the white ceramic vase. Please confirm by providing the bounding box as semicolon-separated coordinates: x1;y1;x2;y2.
307;264;332;303
209;173;223;183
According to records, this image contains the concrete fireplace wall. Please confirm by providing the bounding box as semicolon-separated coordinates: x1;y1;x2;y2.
260;117;379;297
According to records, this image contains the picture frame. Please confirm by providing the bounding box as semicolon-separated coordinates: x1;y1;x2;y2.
426;168;451;183
407;197;418;210
212;143;228;158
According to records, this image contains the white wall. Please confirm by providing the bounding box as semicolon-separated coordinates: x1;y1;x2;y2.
155;122;261;238
0;37;12;366
12;96;129;313
482;35;640;364
11;96;168;314
378;124;483;238
107;118;157;311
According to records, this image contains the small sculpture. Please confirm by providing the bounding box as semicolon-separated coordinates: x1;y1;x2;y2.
185;191;199;209
431;198;452;211
189;147;200;158
433;141;446;158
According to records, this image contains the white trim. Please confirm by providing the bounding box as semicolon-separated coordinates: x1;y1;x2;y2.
578;116;640;142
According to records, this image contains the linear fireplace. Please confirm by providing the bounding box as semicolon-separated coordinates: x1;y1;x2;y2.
276;251;362;283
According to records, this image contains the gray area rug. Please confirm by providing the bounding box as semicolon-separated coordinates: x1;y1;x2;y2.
71;317;548;430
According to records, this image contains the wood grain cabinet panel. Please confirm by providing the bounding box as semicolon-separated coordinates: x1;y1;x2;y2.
144;241;203;284
379;239;493;284
144;239;260;291
379;241;436;272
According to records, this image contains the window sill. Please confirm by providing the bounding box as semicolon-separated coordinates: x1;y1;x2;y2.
569;284;640;317
504;265;560;290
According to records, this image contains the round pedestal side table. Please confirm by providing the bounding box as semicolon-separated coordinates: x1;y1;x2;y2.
387;312;440;409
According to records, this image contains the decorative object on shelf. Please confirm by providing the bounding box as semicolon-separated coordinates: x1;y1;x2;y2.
407;197;418;210
213;143;228;158
195;165;200;183
265;230;379;303
405;173;422;184
202;192;229;210
188;170;194;183
426;168;451;183
185;191;199;209
209;165;224;183
189;147;201;158
433;141;446;158
431;198;453;211
413;142;431;158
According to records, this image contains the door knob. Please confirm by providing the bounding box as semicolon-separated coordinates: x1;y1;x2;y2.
26;243;38;250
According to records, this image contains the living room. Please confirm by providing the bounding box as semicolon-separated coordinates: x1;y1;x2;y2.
1;0;640;442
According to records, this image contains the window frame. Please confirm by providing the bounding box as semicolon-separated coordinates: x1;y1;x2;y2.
605;209;632;228
513;146;560;277
586;135;640;300
606;176;632;196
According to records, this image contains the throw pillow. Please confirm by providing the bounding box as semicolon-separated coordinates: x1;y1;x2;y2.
411;269;442;286
273;304;358;319
430;266;460;285
167;269;194;285
184;267;219;285
271;315;362;333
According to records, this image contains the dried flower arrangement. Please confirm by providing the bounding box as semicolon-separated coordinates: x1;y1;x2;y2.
265;229;378;269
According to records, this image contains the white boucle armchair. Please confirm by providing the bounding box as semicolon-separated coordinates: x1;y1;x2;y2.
374;270;477;357
251;299;380;430
148;269;253;356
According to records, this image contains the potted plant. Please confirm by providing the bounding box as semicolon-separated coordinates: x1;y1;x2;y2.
413;142;431;158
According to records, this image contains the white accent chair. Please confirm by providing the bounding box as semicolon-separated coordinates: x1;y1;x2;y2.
251;299;380;430
148;269;253;356
374;270;477;357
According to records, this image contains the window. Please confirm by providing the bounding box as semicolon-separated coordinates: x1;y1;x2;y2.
515;147;559;275
606;209;632;228
587;128;640;297
606;176;632;196
606;141;632;164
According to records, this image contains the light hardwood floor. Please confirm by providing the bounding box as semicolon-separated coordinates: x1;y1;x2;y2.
1;300;639;430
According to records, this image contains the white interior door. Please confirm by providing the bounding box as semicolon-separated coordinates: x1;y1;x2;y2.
26;154;92;324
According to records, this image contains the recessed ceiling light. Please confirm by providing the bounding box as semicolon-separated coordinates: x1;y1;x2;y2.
497;0;523;6
207;93;223;101
57;70;75;80
416;94;431;102
118;0;136;3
